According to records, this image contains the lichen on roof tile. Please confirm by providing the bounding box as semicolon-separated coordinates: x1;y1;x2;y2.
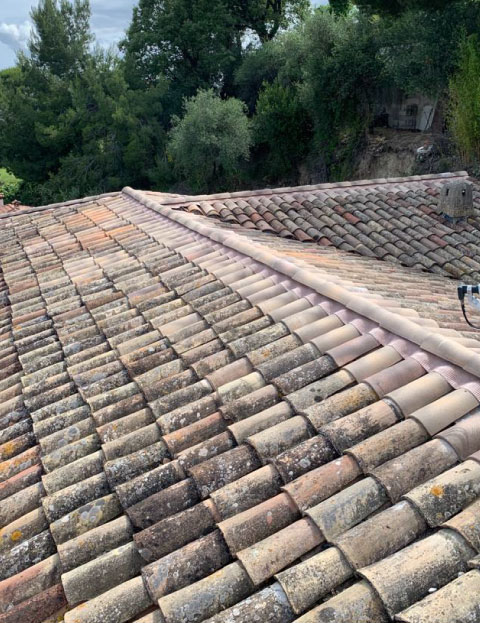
1;178;480;622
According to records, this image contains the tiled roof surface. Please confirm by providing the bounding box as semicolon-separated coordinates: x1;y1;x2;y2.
0;203;29;215
155;171;480;281
0;182;480;623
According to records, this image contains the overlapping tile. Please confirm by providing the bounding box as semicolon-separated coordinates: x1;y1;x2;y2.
1;180;480;623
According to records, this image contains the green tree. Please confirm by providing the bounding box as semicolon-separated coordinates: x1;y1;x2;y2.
29;0;92;77
25;50;169;203
253;80;312;182
449;34;480;163
302;10;382;179
0;169;22;204
378;4;480;96
168;89;251;192
122;0;309;99
0;0;92;185
329;0;476;16
235;28;306;112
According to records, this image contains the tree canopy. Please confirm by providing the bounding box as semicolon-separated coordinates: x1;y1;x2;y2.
330;0;477;15
1;0;480;202
168;90;251;192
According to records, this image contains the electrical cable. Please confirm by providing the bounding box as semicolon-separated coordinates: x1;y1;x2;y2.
458;285;480;330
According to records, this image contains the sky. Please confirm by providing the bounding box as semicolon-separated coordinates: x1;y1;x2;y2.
0;0;326;71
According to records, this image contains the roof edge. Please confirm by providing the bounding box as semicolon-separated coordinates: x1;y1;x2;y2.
123;185;480;380
0;190;121;221
147;171;470;206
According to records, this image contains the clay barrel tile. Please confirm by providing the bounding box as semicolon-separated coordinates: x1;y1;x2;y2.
292;315;343;344
304;383;378;430
218;384;279;423
443;498;480;553
158;394;218;434
41;472;110;523
404;459;480;527
283;454;361;511
0;553;61;614
104;441;168;488
216;372;265;405
132;608;165;623
63;575;152;623
273;355;337;395
370;438;459;503
359;530;475;618
247;334;301;368
286;370;356;413
163;412;227;456
57;515;133;572
409;388;479;436
256;291;300;315
228;402;292;444
236;517;322;585
0;507;48;554
42;449;104;495
321;399;400;454
127;478;199;530
205;358;253;390
49;493;123;545
279;306;326;333
203;582;295;623
309;324;361;356
177;431;235;472
306;476;388;541
326;333;379;368
396;569;480;623
0;529;55;581
362;358;425;398
134;500;218;563
158;561;254;623
293;581;389;623
386;372;451;417
62;541;143;605
343;345;402;382
346;418;429;473
0;582;66;623
246;415;312;463
142;530;231;600
333;500;427;570
256;343;318;383
276;546;352;614
115;461;183;509
436;409;480;460
210;464;282;519
274;434;337;482
218;492;299;553
188;445;261;499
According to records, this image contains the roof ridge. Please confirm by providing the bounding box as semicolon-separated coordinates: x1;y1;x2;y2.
123;185;480;380
0;190;121;221
152;171;470;206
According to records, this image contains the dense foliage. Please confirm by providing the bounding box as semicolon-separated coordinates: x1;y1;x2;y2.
449;35;480;164
168;90;251;192
0;168;21;204
1;0;480;201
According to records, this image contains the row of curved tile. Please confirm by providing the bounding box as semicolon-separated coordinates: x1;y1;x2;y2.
173;177;480;282
0;193;480;623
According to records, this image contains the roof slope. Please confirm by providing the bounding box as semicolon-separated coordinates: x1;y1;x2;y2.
0;182;480;623
155;171;480;282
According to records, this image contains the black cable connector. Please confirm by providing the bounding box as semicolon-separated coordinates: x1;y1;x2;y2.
457;284;480;329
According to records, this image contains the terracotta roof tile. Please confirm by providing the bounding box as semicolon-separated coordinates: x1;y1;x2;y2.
1;179;480;622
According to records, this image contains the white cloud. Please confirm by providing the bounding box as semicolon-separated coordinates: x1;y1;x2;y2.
0;21;32;53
